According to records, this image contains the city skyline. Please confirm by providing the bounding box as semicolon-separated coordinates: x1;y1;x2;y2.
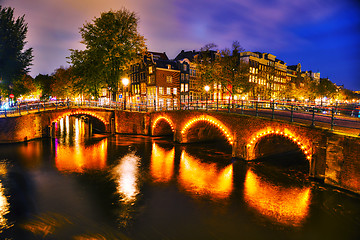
2;0;360;90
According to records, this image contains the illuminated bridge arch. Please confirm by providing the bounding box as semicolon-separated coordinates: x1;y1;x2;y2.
181;115;233;144
152;116;175;136
51;110;109;125
246;127;312;161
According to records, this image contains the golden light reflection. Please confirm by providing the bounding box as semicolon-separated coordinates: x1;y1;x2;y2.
55;138;107;172
113;153;140;203
178;150;233;200
150;143;174;183
244;169;311;226
55;116;107;172
0;182;10;231
0;162;10;231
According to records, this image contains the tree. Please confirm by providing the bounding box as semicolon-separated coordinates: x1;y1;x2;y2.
13;74;39;97
217;41;249;99
69;8;146;100
68;49;104;99
52;66;75;99
34;74;54;100
196;41;249;100
0;6;33;95
317;78;337;100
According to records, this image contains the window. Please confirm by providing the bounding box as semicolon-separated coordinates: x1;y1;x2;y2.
185;84;188;92
166;75;172;83
149;66;153;74
159;87;163;95
181;83;184;92
173;88;177;95
183;64;187;71
167;87;171;95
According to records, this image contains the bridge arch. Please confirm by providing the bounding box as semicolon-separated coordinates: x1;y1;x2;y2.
152;116;175;136
51;110;109;125
180;115;233;144
246;127;312;161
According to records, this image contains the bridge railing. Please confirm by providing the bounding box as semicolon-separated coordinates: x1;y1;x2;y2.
1;99;359;134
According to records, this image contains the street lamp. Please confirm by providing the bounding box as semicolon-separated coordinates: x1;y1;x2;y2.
122;78;129;110
205;85;210;110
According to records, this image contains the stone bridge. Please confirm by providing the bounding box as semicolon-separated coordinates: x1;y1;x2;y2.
0;107;359;194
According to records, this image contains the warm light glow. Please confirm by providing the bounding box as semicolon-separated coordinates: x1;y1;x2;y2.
178;150;233;200
122;77;130;87
112;152;140;203
0;165;9;230
55;117;107;172
52;111;108;125
150;143;175;183
181;115;233;144
244;169;311;226
152;116;175;135
204;85;210;92
246;128;311;160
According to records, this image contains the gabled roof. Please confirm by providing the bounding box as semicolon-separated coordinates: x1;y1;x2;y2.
174;49;217;62
147;51;169;60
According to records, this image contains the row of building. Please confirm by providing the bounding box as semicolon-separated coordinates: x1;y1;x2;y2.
106;49;321;107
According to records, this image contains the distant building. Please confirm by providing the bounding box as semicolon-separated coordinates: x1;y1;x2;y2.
128;51;189;109
239;51;288;99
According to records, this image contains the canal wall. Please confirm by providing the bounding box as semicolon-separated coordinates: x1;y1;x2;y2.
0;114;46;143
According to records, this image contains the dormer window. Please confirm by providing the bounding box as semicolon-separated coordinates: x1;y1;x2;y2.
167;65;171;69
149;66;153;74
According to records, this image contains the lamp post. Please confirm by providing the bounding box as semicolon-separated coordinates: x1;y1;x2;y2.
122;78;129;110
205;85;210;110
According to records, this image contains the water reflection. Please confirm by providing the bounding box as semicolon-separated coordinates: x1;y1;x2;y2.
150;143;174;183
54;116;107;172
113;152;140;204
244;168;311;226
178;150;233;200
0;162;9;231
55;138;107;173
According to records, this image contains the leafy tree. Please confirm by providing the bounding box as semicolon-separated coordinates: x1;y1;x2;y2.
69;8;146;100
13;74;38;97
68;49;104;99
52;66;76;99
317;78;337;99
34;74;54;100
0;6;33;95
196;41;249;100
217;41;250;99
194;43;219;96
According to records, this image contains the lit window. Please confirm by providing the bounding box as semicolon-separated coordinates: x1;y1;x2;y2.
149;66;153;74
185;84;188;92
159;87;163;95
167;87;171;95
166;76;172;83
173;88;177;95
181;83;184;92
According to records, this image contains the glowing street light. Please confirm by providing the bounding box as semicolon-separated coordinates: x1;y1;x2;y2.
205;85;210;110
122;78;129;110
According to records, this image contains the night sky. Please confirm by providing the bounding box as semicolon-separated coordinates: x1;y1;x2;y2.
2;0;360;90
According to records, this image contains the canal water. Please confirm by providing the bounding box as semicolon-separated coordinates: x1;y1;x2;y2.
0;116;359;239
